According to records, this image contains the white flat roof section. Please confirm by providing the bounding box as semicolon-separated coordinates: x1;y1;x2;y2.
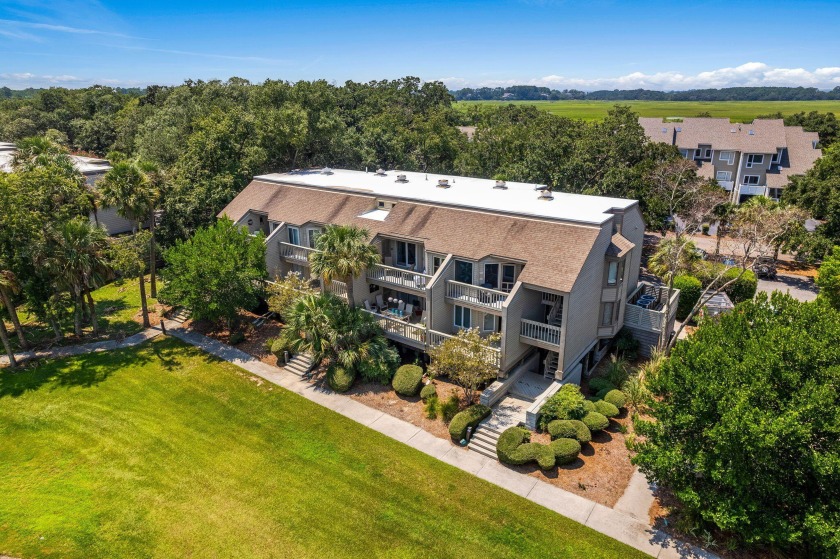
256;169;636;226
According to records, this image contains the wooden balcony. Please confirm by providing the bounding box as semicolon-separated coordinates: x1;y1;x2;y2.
624;283;679;333
279;242;316;264
445;280;507;312
366;263;432;293
519;319;562;350
324;280;347;301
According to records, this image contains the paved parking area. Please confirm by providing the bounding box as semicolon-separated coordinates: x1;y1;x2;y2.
757;273;818;302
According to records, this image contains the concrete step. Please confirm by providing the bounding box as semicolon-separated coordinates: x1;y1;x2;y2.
470;432;499;446
468;440;498;459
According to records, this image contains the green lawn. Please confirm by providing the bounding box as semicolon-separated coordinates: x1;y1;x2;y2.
3;277;153;352
0;338;648;559
455;100;840;122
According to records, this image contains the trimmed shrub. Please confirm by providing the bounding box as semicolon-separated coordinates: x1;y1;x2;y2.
357;346;400;384
594;400;620;418
439;393;460;423
547;419;591;444
595;388;611;400
582;411;610;433
604;389;626;409
674;275;702;320
270;337;292;363
583;399;596;412
496;427;555;470
327;365;356;393
449;404;491;440
424;395;439;419
723;267;758;303
420;383;438;401
588;377;615;395
392;364;424;396
537;384;587;429
549;438;582;465
229;330;245;345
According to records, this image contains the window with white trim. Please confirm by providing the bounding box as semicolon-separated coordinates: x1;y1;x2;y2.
483;313;497;332
431;255;443;274
771;149;783;164
716;171;732;181
746;154;764;168
396;240;417;268
607;261;619;286
307;228;322;248
454;305;471;329
719;151;735;165
742;175;760;185
287;226;300;245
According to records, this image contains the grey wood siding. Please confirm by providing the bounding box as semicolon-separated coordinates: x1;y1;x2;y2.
90;206;135;236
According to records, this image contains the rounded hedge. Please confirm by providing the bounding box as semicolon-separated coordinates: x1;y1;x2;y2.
496;427;555;470
723;267;758;303
549;437;582;465
547;419;591;444
327;365;356;393
392;364;424;396
604;389;626;409
674;275;702;320
588;377;615;395
594;399;620;418
582;411;610;432
449;404;491;440
271;337;292;359
419;383;437;401
595;387;611;400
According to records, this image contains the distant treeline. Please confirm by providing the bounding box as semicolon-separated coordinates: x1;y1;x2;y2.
452;85;840;102
0;86;145;99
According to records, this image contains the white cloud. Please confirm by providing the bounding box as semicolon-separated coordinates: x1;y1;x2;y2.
0;72;88;87
438;62;840;91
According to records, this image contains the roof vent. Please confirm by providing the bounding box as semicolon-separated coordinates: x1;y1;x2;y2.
538;189;554;201
375;168;387;176
661;128;668;134
436;179;450;189
395;174;408;183
748;130;755;135
730;128;737;133
494;180;507;189
321;167;333;175
675;127;682;132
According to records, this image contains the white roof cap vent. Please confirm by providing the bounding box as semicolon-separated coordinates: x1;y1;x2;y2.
436;179;450;189
748;130;755;135
321;167;333;175
375;168;387;176
395;173;408;183
493;180;507;189
730;128;737;133
538;189;554;201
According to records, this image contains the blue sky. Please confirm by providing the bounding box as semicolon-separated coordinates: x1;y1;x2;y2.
2;0;840;90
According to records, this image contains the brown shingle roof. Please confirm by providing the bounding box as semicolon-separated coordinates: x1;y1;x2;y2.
606;233;634;258
220;179;605;292
640;117;789;153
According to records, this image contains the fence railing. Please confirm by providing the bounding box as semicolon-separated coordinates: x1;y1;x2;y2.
366;263;432;291
279;242;317;263
520;319;562;346
324;280;347;300
445;280;507;311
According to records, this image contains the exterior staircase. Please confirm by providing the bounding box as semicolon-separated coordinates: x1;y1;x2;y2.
171;308;192;324
283;353;315;378
544;351;559;379
468;423;503;459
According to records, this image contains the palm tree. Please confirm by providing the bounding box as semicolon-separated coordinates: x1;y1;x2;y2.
647;237;701;279
98;161;160;326
278;292;335;364
712;202;736;256
44;219;110;337
0;314;17;368
0;265;27;349
309;225;380;309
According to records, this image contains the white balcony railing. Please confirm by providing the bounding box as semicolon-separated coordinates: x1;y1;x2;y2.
363;310;501;369
366;263;432;291
445;280;508;311
624;283;680;333
279;242;317;263
324;280;347;300
519;319;561;346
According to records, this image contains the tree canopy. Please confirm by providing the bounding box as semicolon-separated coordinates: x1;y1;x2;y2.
633;293;840;557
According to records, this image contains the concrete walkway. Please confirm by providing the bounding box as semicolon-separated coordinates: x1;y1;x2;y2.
164;325;717;559
2;323;716;558
615;468;658;522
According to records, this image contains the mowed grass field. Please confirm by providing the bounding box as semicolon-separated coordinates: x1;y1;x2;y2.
455;100;840;122
0;338;648;559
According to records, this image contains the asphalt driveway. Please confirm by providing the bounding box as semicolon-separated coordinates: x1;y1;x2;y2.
757;273;818;302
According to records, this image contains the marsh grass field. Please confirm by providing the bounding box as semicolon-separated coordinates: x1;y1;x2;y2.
455;100;840;122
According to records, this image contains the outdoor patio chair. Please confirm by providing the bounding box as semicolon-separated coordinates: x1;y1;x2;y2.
376;294;385;309
364;299;377;313
397;300;406;312
404;303;413;316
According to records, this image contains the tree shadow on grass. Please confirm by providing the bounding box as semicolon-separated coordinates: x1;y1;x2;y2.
0;337;185;399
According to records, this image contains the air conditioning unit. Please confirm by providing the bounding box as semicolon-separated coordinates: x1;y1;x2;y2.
437;179;450;188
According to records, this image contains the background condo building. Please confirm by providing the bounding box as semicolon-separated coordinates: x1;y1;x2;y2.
0;142;134;235
222;168;678;422
639;117;821;204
